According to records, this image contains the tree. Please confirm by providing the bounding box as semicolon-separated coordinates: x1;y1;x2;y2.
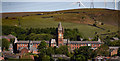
46;47;54;56
56;45;69;55
117;48;120;56
73;46;95;60
37;40;47;54
39;54;51;61
75;54;85;61
96;44;109;56
92;35;99;41
2;39;10;50
93;23;96;26
41;55;50;61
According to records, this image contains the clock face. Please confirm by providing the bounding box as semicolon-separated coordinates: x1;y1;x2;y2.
59;34;62;37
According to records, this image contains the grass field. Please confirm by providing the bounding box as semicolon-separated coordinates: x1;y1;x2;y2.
2;8;119;38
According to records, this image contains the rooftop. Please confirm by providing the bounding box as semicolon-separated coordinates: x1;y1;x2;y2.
16;40;49;44
70;41;102;44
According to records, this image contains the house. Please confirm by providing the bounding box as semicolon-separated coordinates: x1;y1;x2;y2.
0;47;1;52
109;47;119;56
52;54;70;61
108;56;120;61
9;44;13;53
0;34;16;42
92;56;107;61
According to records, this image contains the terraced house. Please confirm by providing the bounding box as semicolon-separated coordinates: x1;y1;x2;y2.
14;22;103;54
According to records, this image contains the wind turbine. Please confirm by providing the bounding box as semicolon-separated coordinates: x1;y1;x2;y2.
72;0;86;8
115;0;117;10
113;0;117;10
90;0;94;8
104;0;107;8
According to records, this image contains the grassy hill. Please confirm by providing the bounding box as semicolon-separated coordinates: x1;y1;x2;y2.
2;8;119;38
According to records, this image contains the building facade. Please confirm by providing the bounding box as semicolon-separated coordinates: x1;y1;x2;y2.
109;47;119;56
14;22;103;54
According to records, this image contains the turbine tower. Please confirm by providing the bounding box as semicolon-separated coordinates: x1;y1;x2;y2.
113;0;117;10
77;0;86;8
115;0;117;10
77;2;81;7
104;0;107;8
72;0;86;8
90;0;94;8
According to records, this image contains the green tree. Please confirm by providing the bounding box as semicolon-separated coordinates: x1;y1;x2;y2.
46;47;54;56
40;55;50;61
75;54;85;61
73;46;95;60
37;40;47;54
96;44;109;56
56;45;69;55
2;39;10;50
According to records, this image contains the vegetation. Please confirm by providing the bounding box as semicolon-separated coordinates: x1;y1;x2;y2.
71;46;97;61
96;44;109;56
2;26;82;41
2;9;119;38
2;8;120;60
2;39;10;50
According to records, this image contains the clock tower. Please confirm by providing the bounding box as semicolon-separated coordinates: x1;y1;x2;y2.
57;22;64;47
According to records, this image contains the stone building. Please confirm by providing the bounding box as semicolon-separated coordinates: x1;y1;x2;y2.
109;47;119;56
14;22;103;54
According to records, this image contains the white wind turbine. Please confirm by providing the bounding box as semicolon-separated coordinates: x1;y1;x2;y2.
115;0;117;10
90;0;94;8
72;0;86;8
104;0;107;8
113;0;117;10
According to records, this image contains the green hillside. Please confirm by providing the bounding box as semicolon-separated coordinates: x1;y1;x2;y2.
2;8;119;38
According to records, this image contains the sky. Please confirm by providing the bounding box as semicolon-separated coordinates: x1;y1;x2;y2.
1;1;120;13
1;0;120;2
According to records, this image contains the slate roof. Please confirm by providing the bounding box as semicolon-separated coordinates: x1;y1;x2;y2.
0;34;16;39
109;46;119;49
63;39;70;44
16;41;29;43
51;39;56;43
16;41;49;44
70;41;102;44
52;54;70;59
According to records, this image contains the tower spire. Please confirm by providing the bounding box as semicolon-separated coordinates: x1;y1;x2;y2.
58;22;62;30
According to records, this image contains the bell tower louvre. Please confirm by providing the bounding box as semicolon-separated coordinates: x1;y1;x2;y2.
57;22;64;47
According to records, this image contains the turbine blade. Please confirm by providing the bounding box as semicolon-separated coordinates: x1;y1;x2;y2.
79;1;86;8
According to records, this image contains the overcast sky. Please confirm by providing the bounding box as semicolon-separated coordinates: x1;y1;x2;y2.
1;0;120;2
1;0;120;13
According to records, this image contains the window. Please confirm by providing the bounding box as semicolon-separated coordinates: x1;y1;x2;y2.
60;43;62;46
88;44;91;46
19;47;21;49
95;44;97;46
